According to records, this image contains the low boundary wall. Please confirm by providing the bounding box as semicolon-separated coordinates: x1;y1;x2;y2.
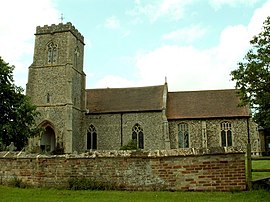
0;148;246;191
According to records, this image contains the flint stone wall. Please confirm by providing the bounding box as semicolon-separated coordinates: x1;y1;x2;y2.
86;111;166;150
0;148;246;191
169;118;260;152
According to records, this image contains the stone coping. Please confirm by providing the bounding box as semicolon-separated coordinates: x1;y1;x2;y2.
0;147;245;159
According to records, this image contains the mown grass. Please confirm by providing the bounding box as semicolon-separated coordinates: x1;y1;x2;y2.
252;160;270;180
1;186;270;202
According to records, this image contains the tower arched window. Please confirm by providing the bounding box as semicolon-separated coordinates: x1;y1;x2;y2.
46;93;51;103
87;124;97;150
221;121;232;147
178;123;189;148
132;123;144;149
47;42;58;64
74;47;80;68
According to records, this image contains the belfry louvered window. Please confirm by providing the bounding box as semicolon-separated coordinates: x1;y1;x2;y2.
47;42;58;64
132;123;144;149
178;123;189;148
74;46;79;68
221;121;232;147
87;124;97;150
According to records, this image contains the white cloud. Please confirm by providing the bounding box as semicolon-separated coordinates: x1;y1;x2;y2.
133;23;252;91
93;75;136;89
104;16;131;38
132;1;270;91
94;1;270;91
215;25;250;64
162;25;208;43
122;30;131;38
128;0;194;23
135;45;230;91
209;0;260;10
0;0;60;89
104;16;120;29
4;0;270;93
247;0;270;37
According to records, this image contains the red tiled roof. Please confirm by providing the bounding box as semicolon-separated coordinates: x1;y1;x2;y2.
86;85;165;114
167;89;250;119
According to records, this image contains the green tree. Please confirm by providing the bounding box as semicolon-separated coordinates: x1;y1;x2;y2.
0;57;39;150
231;16;270;129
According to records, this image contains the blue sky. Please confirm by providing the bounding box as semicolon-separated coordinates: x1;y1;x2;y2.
1;0;270;91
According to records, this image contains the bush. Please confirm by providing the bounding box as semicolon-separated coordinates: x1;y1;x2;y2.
0;143;6;151
9;177;26;188
68;177;118;190
51;143;64;155
120;140;137;150
252;179;270;190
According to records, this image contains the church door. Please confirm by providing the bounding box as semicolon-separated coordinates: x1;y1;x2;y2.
40;126;56;152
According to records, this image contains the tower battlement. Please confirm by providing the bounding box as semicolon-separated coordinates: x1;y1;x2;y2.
36;22;84;43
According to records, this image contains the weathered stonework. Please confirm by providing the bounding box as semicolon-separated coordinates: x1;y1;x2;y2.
85;112;166;150
122;112;165;150
36;23;84;44
0;150;246;191
85;114;122;150
169;118;260;152
26;22;261;154
27;22;85;153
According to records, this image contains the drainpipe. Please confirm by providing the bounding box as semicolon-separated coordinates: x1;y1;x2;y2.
120;113;123;147
246;117;252;190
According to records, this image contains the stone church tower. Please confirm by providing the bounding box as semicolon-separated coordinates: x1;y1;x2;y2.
26;23;86;153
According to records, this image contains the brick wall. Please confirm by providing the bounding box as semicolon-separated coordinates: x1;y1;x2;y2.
0;149;246;191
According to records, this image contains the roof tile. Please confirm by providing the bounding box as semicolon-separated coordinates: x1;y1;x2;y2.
86;85;165;113
167;89;250;119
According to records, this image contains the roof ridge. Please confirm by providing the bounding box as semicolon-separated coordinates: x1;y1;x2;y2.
168;88;237;93
86;84;165;91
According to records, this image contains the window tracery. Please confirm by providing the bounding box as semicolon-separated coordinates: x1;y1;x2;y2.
132;123;144;149
221;121;232;147
47;42;58;64
87;124;97;150
178;123;189;148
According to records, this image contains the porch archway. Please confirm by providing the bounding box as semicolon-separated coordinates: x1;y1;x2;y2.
40;123;56;152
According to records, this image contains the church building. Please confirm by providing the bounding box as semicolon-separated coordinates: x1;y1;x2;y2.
26;22;261;154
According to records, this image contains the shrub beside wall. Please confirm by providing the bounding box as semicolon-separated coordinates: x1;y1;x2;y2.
0;149;246;191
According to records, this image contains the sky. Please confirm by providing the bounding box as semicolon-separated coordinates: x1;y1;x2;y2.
1;0;270;92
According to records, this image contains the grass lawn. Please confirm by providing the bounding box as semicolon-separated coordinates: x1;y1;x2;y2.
252;160;270;180
1;186;270;202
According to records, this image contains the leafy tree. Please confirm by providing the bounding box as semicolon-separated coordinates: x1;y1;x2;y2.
0;57;39;150
231;16;270;129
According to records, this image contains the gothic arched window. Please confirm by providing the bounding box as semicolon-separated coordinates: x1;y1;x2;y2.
178;123;189;148
221;121;232;147
132;123;144;149
47;42;58;64
87;124;97;150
